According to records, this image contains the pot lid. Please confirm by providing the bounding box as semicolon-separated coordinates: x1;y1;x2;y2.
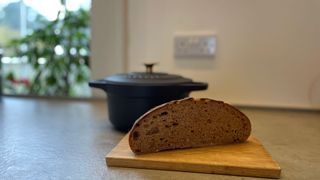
103;63;192;86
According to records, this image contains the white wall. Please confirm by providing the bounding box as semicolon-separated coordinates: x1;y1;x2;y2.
127;0;320;109
91;0;126;97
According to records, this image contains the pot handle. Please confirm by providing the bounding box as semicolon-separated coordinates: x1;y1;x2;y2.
88;79;107;91
177;82;208;91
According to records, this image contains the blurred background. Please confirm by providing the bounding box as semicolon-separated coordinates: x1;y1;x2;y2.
0;0;319;110
0;0;91;97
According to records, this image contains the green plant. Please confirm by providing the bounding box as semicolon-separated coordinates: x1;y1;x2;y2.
6;6;90;96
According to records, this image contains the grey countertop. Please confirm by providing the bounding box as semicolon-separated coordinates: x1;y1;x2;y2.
0;97;319;180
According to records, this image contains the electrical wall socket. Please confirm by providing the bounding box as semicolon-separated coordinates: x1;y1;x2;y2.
174;34;216;58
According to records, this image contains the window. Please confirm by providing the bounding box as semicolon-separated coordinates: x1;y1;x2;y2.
0;0;91;97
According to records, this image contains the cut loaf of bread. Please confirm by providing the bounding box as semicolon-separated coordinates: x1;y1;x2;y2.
129;98;251;154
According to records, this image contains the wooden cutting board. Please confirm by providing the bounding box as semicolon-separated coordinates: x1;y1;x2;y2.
106;134;281;178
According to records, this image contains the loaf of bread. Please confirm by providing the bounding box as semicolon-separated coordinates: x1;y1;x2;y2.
129;98;251;154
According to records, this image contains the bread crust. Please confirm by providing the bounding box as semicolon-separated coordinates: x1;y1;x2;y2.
129;97;251;154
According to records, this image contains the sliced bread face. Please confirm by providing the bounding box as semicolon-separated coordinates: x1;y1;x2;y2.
129;98;251;154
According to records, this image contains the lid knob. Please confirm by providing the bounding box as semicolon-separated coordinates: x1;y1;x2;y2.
144;63;157;74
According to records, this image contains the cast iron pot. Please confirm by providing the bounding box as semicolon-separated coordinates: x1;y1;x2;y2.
89;63;208;132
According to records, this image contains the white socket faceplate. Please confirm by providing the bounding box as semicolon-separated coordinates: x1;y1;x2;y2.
174;34;216;58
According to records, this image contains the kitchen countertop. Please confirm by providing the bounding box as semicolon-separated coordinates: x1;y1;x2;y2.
0;97;319;180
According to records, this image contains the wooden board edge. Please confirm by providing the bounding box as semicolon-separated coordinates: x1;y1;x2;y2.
106;156;281;179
